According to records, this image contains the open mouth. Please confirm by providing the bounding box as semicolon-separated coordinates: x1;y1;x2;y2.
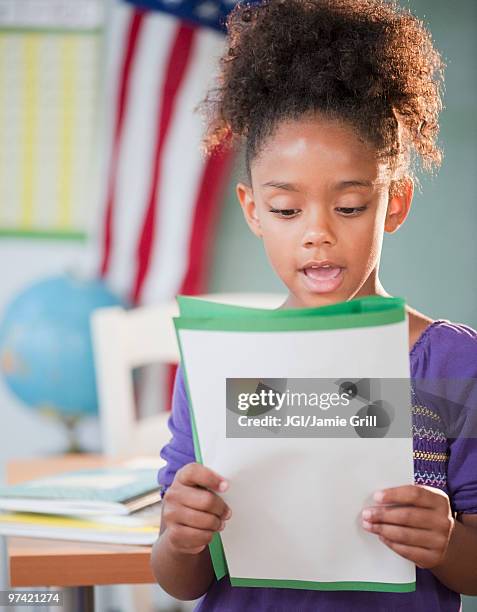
303;266;342;281
300;265;345;293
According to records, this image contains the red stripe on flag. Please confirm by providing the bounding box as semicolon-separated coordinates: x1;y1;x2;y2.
179;149;234;295
166;145;234;408
131;23;196;305
100;10;145;277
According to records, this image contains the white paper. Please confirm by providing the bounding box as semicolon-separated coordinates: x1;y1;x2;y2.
178;319;415;586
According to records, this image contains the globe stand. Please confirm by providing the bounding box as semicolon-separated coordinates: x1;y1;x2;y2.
60;414;85;454
40;407;86;454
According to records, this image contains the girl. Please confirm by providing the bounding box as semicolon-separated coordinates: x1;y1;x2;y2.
151;1;477;610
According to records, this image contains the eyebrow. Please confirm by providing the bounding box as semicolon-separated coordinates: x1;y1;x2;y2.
262;180;374;191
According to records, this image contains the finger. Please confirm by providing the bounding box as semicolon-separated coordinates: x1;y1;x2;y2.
175;506;226;532
378;536;443;569
177;462;229;493
363;522;438;549
362;506;441;530
166;523;215;553
373;484;448;509
169;481;230;519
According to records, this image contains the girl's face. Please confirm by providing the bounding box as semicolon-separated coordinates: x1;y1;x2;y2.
237;116;413;308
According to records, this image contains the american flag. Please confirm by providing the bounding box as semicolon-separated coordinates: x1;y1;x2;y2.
96;0;255;411
97;0;249;306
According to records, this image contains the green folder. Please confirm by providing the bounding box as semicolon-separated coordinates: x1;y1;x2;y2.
173;294;415;592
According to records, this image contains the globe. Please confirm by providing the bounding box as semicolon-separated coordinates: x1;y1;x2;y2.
0;274;125;451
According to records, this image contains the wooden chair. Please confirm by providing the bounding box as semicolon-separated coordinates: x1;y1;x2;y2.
91;292;285;458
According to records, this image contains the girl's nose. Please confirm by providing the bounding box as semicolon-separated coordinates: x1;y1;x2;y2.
301;213;337;248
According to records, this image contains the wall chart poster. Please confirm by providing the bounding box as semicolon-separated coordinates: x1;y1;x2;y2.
0;0;104;240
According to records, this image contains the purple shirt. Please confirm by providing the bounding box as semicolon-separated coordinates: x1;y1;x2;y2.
157;319;477;611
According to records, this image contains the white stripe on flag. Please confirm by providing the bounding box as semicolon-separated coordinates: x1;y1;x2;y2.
141;26;225;305
106;10;178;297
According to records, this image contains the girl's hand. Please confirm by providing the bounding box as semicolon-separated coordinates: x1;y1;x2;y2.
162;462;232;555
361;484;455;569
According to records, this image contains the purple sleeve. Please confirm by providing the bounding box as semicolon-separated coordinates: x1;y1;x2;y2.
444;325;477;514
415;322;477;514
157;364;196;498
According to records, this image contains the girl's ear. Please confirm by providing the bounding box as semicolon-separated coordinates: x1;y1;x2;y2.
236;182;263;238
384;177;414;234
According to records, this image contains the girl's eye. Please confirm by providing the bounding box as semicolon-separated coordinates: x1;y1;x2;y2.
335;206;368;216
269;208;300;217
269;205;368;218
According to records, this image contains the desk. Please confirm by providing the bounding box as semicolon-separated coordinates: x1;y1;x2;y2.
6;455;158;612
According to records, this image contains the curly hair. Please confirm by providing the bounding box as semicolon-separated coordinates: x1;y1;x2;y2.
201;0;445;192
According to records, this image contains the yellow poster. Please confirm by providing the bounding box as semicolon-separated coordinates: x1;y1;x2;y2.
0;0;104;240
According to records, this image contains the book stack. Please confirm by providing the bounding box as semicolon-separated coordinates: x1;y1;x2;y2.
0;464;163;545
